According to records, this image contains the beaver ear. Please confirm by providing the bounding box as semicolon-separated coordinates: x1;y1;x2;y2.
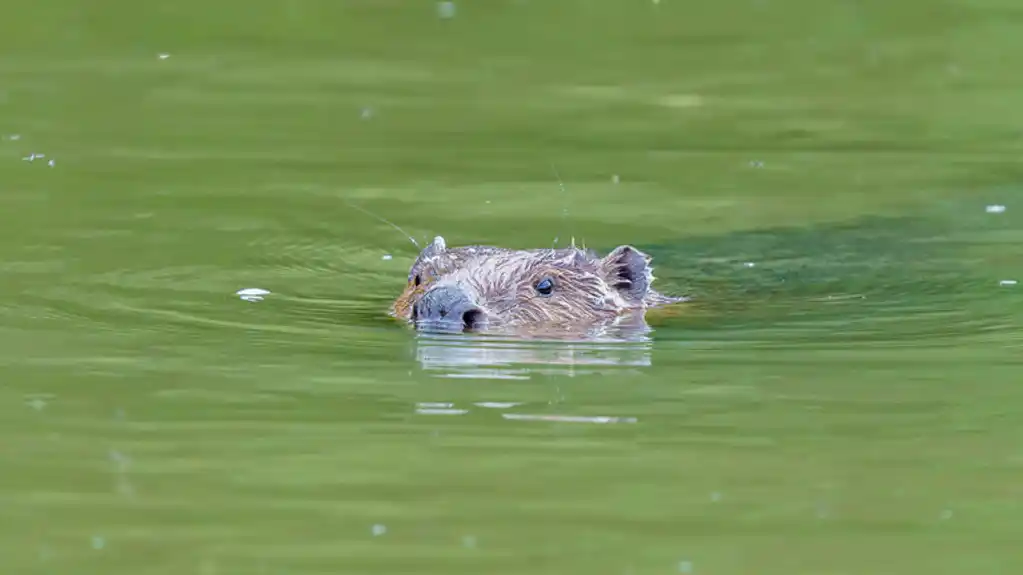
418;235;446;259
601;245;652;301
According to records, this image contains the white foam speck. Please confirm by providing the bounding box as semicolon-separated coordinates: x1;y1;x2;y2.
158;53;170;60
371;524;387;536
437;1;456;18
47;159;55;167
743;262;756;268
999;280;1017;287
986;204;1006;213
382;254;393;260
236;288;270;302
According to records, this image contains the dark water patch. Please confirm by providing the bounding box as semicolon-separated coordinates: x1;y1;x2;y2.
641;208;1022;343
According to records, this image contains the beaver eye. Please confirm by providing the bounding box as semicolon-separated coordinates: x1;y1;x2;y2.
413;274;421;287
535;277;555;296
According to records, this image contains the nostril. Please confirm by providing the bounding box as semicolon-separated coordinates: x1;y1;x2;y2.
462;308;483;329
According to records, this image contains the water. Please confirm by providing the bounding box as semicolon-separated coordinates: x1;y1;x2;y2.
2;1;1023;573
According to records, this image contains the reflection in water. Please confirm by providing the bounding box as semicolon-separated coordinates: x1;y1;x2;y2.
413;311;657;379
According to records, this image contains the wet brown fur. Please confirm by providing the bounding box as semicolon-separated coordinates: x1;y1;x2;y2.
391;236;686;332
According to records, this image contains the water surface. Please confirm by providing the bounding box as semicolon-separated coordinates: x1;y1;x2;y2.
2;1;1023;573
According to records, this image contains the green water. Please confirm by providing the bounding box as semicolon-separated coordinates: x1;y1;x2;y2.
3;1;1023;573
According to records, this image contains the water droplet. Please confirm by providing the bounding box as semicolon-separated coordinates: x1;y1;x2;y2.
158;53;170;60
678;560;694;573
743;262;755;268
91;536;105;550
382;254;393;260
986;204;1006;213
437;1;456;18
47;159;55;167
371;524;387;536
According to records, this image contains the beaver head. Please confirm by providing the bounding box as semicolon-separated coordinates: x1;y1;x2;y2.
390;236;686;333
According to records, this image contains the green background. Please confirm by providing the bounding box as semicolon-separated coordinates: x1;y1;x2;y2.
2;1;1022;573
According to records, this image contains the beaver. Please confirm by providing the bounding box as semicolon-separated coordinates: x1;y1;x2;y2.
390;235;686;334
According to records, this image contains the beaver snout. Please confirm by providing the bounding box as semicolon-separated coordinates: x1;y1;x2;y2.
412;285;486;331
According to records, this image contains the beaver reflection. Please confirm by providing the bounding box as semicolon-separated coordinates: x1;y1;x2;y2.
392;235;686;336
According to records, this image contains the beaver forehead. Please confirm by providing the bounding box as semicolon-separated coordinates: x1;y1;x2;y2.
425;246;601;281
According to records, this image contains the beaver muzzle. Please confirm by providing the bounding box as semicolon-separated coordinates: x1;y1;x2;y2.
412;285;487;331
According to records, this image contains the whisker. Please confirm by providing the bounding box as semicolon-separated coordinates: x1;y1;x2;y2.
341;198;420;248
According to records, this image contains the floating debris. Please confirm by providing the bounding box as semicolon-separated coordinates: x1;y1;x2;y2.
986;204;1006;213
236;287;270;302
371;524;387;536
999;280;1017;287
47;159;55;167
437;1;456;18
502;413;637;424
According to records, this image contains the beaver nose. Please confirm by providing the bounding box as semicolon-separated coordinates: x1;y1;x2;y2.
413;285;486;330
